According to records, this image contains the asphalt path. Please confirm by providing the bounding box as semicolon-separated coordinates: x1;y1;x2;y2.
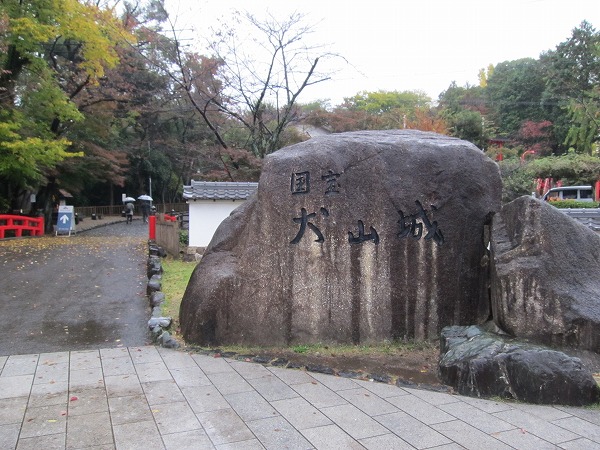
0;220;151;356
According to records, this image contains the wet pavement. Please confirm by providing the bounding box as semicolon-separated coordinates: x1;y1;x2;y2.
0;218;599;449
0;217;151;356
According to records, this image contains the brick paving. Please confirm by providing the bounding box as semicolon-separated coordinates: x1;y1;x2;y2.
1;346;599;449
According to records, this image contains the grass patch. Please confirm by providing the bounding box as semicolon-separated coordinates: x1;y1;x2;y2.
292;344;310;354
160;257;196;331
213;340;437;358
549;200;600;208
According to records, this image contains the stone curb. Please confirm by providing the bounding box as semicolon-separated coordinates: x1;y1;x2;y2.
75;216;133;233
145;241;179;349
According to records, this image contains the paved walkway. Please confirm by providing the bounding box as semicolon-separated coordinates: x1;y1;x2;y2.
1;345;599;450
0;216;150;357
74;215;136;233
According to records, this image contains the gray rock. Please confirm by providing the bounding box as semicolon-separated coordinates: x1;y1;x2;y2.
491;196;600;352
180;130;502;346
151;306;163;317
161;335;180;349
146;276;161;295
148;317;172;329
150;291;165;307
147;256;162;278
156;330;180;348
149;244;167;258
439;325;600;406
158;330;171;343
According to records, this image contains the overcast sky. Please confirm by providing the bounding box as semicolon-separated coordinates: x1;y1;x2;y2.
165;0;600;105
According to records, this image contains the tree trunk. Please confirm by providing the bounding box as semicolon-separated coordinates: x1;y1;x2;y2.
0;45;27;107
36;178;58;234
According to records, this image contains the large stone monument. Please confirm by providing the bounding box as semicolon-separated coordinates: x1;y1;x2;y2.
180;130;502;346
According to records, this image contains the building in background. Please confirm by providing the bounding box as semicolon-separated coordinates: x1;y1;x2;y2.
182;181;258;248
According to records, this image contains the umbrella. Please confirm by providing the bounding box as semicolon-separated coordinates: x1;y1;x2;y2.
137;195;153;201
123;197;135;203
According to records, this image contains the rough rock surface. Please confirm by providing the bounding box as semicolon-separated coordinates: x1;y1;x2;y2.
180;130;502;346
491;196;600;352
147;255;163;278
439;325;600;406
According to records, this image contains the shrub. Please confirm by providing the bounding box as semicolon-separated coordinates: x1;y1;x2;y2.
179;230;189;246
547;200;599;208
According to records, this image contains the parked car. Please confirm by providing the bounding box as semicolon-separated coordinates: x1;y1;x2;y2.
541;185;595;202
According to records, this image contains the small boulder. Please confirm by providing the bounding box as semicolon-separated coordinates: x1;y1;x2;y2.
149;244;167;258
151;326;162;338
150;291;165;307
147;256;163;279
146;275;161;295
159;331;180;348
148;317;172;329
439;325;600;406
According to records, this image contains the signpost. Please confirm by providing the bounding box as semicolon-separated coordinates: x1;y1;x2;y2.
56;205;75;236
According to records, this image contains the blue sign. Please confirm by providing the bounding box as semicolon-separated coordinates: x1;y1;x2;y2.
56;205;74;235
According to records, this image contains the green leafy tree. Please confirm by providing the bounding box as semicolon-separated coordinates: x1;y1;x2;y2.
438;82;486;115
563;87;600;154
485;58;547;136
0;0;133;213
343;90;431;115
437;82;490;148
0;110;77;203
541;21;600;154
497;153;600;203
450;110;485;146
497;158;537;203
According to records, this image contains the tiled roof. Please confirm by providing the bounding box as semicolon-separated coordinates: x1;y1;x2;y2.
183;181;258;201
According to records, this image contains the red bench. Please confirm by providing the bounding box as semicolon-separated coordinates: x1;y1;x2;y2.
0;215;44;239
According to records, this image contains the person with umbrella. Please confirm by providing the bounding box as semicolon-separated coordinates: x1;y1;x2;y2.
124;201;134;224
138;194;152;223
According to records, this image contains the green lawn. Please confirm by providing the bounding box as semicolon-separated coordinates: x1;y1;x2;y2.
160;257;196;333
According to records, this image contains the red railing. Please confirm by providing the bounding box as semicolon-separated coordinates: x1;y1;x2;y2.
0;215;44;239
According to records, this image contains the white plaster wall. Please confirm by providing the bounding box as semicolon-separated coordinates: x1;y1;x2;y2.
188;200;246;247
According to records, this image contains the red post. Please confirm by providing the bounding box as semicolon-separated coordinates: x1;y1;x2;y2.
596;180;600;202
149;215;156;240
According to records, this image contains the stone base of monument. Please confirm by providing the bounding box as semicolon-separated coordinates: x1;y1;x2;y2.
439;325;600;406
